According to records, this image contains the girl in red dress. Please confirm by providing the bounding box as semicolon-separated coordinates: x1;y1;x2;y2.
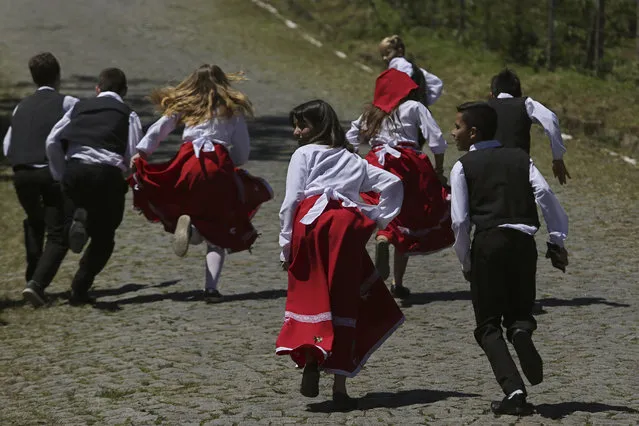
346;69;454;299
276;100;405;410
129;64;272;302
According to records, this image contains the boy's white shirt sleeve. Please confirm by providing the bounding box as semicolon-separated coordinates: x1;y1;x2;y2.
421;68;444;105
2;106;18;157
450;160;472;272
525;97;566;160
529;160;568;246
416;103;447;155
361;162;403;230
136;114;179;156
229;114;250;166
45;107;75;181
345;115;364;153
279;149;308;262
125;111;144;168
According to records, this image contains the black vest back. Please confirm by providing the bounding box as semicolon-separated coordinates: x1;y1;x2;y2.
59;96;130;155
488;97;532;154
459;146;540;232
7;89;65;166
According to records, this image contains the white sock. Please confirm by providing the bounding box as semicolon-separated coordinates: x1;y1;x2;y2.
205;243;225;291
508;389;524;399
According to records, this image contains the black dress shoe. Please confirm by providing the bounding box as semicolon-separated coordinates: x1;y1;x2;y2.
332;392;358;411
69;290;96;306
512;329;543;385
390;284;411;299
490;393;534;416
22;281;47;308
300;362;320;397
203;289;224;304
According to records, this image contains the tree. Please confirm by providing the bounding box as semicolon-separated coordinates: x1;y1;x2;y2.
548;0;556;70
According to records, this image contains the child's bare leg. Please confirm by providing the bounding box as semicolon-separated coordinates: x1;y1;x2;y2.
332;374;347;395
375;235;391;280
300;348;320;397
391;249;411;299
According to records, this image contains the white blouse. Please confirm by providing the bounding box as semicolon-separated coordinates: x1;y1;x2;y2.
346;100;447;165
388;57;444;105
279;144;403;261
136;113;251;166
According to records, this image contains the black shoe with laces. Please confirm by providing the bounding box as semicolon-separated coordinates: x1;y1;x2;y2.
490;393;534;416
22;280;47;308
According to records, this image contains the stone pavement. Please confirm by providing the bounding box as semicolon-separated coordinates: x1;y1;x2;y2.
1;1;638;424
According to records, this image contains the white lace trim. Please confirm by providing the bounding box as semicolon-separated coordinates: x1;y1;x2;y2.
284;311;332;323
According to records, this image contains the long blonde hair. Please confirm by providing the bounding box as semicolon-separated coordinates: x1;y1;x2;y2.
150;64;254;126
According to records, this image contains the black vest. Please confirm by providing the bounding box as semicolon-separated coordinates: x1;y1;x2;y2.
59;96;130;155
7;89;65;166
459;146;540;232
488;97;532;154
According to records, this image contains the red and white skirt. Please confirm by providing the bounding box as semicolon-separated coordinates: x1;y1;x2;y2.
361;144;454;255
128;142;273;253
275;196;404;377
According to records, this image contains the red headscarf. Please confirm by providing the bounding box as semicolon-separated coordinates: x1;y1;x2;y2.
373;68;419;113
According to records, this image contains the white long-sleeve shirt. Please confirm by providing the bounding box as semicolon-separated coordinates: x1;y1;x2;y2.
136;113;250;166
496;92;566;160
345;100;447;164
279;143;403;261
450;140;568;272
46;91;143;181
3;86;78;167
388;57;443;106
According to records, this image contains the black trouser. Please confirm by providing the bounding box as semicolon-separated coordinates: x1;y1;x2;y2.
62;161;127;294
470;227;537;396
12;166;69;287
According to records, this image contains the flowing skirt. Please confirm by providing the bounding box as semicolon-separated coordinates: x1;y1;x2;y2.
128;142;273;252
361;145;454;255
276;196;405;377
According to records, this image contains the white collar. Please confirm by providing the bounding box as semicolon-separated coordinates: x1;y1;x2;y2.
469;140;501;151
97;91;124;103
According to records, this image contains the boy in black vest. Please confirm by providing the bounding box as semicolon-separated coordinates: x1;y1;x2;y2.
46;68;143;305
450;101;568;416
2;52;78;307
488;69;570;185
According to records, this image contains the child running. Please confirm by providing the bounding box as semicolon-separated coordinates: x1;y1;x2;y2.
346;69;454;299
379;35;443;107
130;64;273;303
450;101;568;415
276;100;405;410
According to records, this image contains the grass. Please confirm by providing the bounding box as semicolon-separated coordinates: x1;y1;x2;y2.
262;0;639;152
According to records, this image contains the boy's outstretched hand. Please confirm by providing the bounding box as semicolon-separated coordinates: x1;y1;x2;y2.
552;159;571;185
546;242;568;272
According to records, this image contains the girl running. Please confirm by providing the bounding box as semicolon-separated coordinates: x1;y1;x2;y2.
130;64;272;302
276;99;405;410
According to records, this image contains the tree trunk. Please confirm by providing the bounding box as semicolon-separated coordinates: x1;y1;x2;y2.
547;0;556;70
458;0;466;38
594;0;605;74
636;0;639;60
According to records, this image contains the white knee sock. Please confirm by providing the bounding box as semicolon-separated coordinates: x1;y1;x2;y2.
205;243;225;290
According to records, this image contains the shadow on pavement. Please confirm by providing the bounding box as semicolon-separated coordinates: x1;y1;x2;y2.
400;290;471;307
91;288;286;311
307;389;479;413
538;296;630;308
535;401;639;420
